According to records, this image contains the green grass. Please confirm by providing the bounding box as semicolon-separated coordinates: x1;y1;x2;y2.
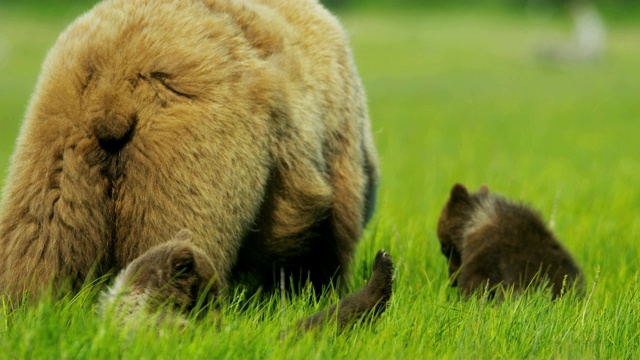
1;3;640;359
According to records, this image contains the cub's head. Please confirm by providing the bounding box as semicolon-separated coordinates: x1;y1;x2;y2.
100;230;221;320
437;183;490;286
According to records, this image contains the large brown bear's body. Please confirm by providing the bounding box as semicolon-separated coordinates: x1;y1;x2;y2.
0;0;379;311
437;184;583;299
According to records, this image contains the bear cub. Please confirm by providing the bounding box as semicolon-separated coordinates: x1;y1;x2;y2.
437;183;583;298
100;229;394;330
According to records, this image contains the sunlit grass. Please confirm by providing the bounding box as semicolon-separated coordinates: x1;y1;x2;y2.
0;3;639;359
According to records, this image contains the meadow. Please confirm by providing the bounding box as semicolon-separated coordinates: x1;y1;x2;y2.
1;2;639;359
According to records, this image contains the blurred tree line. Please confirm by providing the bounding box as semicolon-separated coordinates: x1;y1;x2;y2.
1;0;637;22
320;0;638;10
2;0;638;8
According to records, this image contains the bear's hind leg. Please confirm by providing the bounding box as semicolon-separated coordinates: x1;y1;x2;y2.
0;135;117;304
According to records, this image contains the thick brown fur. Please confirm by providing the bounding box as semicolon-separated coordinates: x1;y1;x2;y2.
437;183;583;299
0;0;380;320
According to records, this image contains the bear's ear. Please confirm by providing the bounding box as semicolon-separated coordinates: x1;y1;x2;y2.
478;184;489;195
450;183;469;202
173;229;193;242
171;246;196;276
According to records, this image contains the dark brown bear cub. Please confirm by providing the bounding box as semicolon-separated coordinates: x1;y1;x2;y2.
437;183;583;299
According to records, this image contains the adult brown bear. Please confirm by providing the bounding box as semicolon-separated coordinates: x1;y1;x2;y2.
0;0;389;325
437;183;583;299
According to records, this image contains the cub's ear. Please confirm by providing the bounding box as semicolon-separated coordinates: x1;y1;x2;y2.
478;184;489;195
171;246;196;276
450;183;469;202
173;229;193;242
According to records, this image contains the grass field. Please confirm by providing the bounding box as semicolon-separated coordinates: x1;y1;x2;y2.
1;2;639;359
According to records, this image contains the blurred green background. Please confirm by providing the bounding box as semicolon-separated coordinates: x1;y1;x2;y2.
1;0;639;242
1;0;639;282
1;2;639;229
